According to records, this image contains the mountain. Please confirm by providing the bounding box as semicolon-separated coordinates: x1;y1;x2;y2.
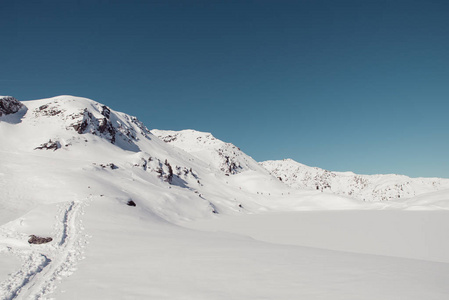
1;95;448;299
0;95;296;225
151;129;449;204
1;95;366;226
151;129;268;175
261;158;449;202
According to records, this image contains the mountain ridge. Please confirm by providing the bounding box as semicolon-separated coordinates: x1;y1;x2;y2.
261;158;449;202
2;95;448;209
1;95;449;299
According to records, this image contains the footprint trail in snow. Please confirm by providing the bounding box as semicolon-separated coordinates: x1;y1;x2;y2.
0;198;90;300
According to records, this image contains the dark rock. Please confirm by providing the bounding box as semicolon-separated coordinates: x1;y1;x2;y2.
0;96;23;117
28;235;53;244
34;139;61;151
159;134;177;143
217;149;243;175
101;105;111;118
73;119;89;134
100;163;118;170
34;104;62;116
127;200;136;207
71;108;117;144
164;159;173;183
98;118;116;143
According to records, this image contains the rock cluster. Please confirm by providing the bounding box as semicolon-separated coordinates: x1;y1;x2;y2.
0;96;23;117
34;139;61;151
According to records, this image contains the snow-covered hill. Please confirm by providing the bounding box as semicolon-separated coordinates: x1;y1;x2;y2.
151;129;269;175
150;129;449;204
1;95;448;299
261;158;449;202
1;95;302;225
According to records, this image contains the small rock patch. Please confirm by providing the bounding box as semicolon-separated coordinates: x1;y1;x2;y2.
28;235;53;244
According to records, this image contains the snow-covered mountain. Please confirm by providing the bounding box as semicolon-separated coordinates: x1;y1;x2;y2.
1;95;449;299
261;158;449;202
151;129;268;175
0;95;293;225
151;128;449;203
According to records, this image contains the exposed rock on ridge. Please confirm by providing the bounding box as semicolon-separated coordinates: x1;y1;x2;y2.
151;129;267;176
0;96;24;117
261;159;449;202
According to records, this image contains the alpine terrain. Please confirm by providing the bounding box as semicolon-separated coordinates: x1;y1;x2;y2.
261;159;449;203
1;95;448;300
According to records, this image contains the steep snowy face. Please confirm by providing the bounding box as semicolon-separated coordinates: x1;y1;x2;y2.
0;96;223;223
24;95;153;152
0;96;24;117
261;159;449;202
151;129;268;175
1;95;299;226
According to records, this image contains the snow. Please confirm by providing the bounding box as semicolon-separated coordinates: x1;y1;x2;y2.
151;129;269;175
1;95;448;299
185;210;449;263
261;158;449;202
0;253;21;284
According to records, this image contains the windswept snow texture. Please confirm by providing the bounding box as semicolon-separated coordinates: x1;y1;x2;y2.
1;95;448;299
262;158;449;203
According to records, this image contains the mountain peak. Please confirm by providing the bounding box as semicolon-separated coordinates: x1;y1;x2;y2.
152;129;267;175
3;95;152;153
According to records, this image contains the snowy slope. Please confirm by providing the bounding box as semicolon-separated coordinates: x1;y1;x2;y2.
1;95;449;299
151;129;269;175
2;96;301;224
261;158;449;203
0;96;215;223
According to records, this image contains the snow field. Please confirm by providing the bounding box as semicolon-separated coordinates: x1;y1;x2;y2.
1;95;448;299
51;197;449;300
0;199;90;299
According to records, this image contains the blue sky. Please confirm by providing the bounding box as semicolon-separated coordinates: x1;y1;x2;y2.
1;0;448;178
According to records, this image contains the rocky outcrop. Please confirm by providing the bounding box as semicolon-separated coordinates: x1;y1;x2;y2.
0;96;24;117
34;104;63;117
151;129;264;176
34;139;62;151
134;156;200;186
217;148;243;175
70;108;116;144
28;235;53;244
93;163;119;170
67;104;151;149
261;159;449;202
30;97;151;152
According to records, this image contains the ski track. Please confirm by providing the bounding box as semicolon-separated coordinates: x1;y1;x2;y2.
0;198;90;300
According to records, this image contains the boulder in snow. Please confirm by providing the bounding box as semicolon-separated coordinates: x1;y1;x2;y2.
28;235;53;244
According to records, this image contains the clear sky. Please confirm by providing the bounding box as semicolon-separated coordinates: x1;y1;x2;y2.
1;0;448;178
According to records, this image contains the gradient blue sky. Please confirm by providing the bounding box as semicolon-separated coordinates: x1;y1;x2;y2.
1;0;448;178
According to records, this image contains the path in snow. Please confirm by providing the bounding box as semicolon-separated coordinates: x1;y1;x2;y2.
0;198;90;300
